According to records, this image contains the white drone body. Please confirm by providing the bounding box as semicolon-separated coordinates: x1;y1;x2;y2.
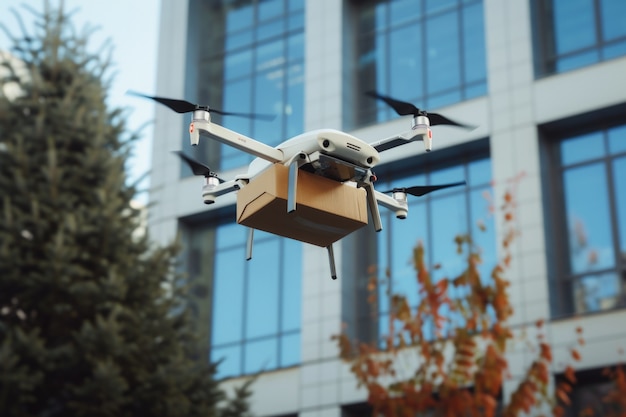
131;90;471;279
189;110;434;212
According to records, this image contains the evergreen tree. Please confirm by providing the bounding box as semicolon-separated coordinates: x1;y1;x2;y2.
0;3;251;416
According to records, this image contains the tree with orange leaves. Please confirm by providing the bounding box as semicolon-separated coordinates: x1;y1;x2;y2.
333;179;625;417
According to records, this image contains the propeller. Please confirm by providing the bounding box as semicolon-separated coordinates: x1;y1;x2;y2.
382;181;466;197
128;91;275;121
173;151;224;182
365;91;475;129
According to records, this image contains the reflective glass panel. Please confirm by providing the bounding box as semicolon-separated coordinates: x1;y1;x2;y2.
226;4;254;33
556;50;600;72
285;64;304;138
390;23;422;99
430;193;468;282
560;131;605;165
282;240;302;331
553;0;596;55
259;0;283;21
246;239;280;339
390;201;427;308
608;125;626;154
212;247;245;345
431;164;465;185
216;221;247;249
280;332;300;367
244;338;278;374
425;0;457;13
468;158;492;186
463;3;486;84
563;163;615;274
211;345;241;379
574;272;620;313
225;49;253;80
257;19;284;41
600;0;626;41
390;0;422;27
254;70;284;145
426;11;461;95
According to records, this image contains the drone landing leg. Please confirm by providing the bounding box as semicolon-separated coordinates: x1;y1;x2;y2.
364;183;383;232
287;157;299;213
327;245;337;280
246;228;254;260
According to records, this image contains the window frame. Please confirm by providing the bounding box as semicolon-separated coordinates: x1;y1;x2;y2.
345;0;487;130
532;0;626;77
179;206;303;379
540;104;626;317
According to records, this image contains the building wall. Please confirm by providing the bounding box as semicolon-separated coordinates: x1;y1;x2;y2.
150;0;626;416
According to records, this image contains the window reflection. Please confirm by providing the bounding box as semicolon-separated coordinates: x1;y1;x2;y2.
351;0;487;128
551;123;626;316
563;163;614;274
574;273;621;313
182;216;302;380
534;0;626;75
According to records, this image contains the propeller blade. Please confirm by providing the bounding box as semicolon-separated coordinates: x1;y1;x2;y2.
128;91;197;113
211;108;276;121
427;112;475;130
366;91;421;116
128;90;275;120
366;91;475;129
383;181;466;197
173;151;223;182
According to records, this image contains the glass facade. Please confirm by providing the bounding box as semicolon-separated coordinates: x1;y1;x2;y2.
185;0;305;172
549;124;626;316
349;0;487;128
533;0;626;75
182;218;302;379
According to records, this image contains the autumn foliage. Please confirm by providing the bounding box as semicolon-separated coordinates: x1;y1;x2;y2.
334;179;626;417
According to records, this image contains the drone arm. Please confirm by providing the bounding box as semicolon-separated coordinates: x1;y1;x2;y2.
193;120;284;163
374;189;409;219
370;125;432;153
202;178;247;204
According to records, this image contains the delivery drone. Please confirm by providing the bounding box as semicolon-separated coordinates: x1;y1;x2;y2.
131;91;473;279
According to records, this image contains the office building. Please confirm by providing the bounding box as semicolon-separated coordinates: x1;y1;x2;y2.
148;1;626;415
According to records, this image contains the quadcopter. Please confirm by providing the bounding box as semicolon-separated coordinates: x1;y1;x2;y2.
131;91;474;279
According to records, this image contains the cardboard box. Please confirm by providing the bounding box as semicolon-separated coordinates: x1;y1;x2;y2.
236;164;368;247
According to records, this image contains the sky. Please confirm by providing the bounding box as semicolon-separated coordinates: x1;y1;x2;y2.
0;0;160;203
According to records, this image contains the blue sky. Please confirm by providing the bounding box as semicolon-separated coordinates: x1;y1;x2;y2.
0;0;160;202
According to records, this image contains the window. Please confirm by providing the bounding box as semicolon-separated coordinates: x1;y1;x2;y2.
183;0;304;173
181;213;302;379
533;0;626;76
543;114;626;317
346;0;487;129
342;143;494;342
